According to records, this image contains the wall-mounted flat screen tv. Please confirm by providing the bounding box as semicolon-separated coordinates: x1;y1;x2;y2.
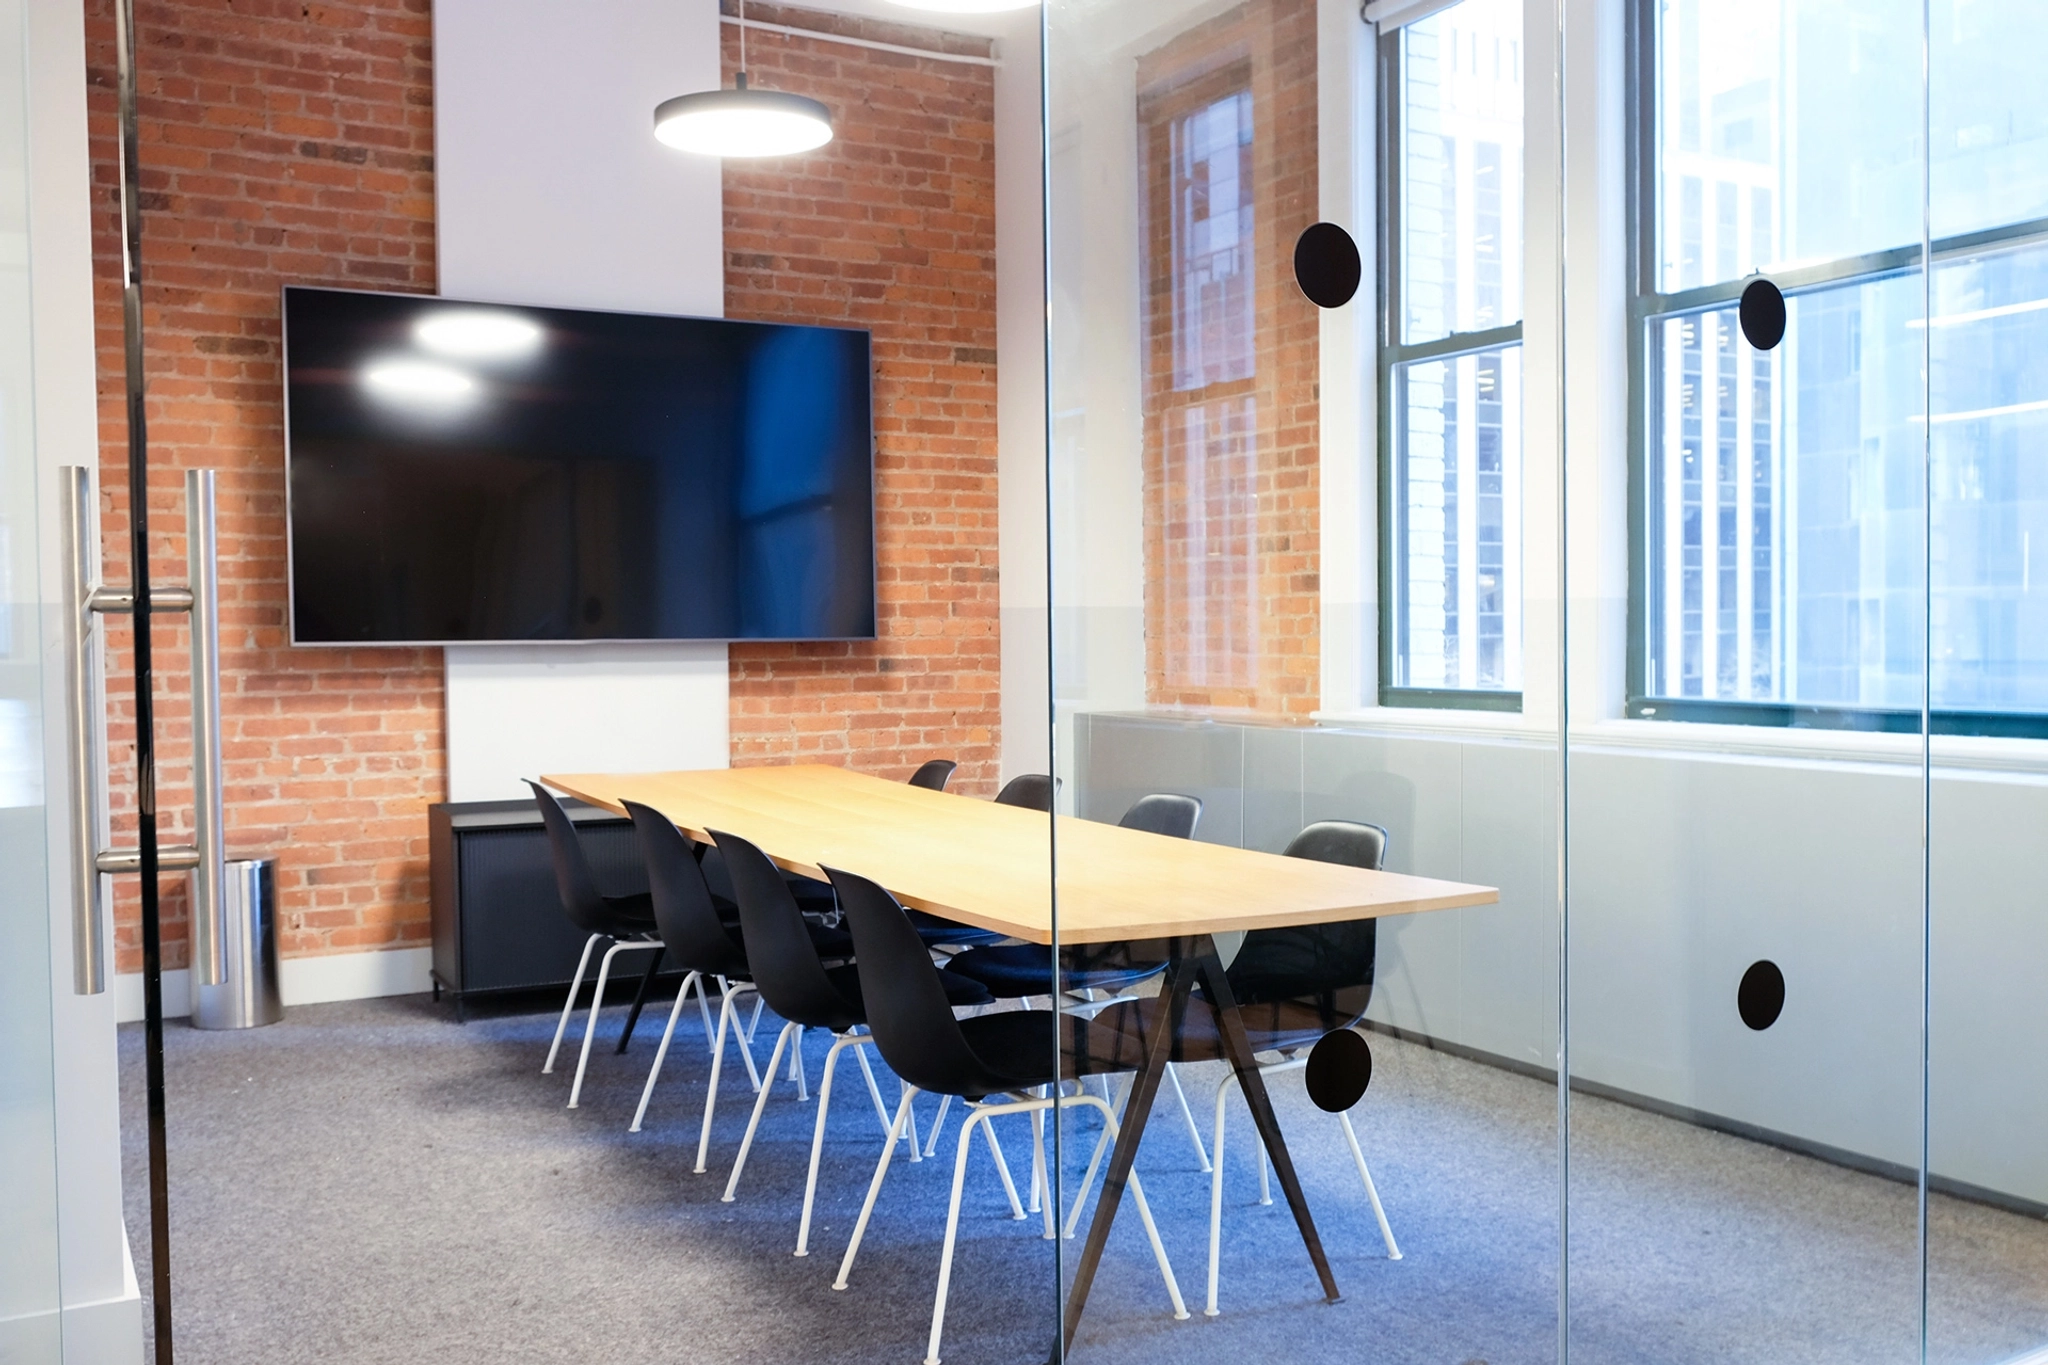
283;286;876;645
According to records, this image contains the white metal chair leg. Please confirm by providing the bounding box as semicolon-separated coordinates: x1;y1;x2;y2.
712;978;763;1093
925;1109;991;1365
1063;1075;1127;1238
1206;1076;1228;1314
569;938;659;1108
796;1032;870;1256
852;1036;891;1131
1062;1092;1187;1320
724;1021;799;1200
1339;1110;1401;1259
1257;1143;1272;1205
923;1092;953;1157
630;970;702;1133
1166;1064;1212;1172
979;1117;1026;1220
1031;1106;1053;1237
695;972;717;1048
694;987;742;1173
833;1087;919;1290
744;992;764;1042
543;933;599;1074
903;1078;924;1163
790;1026;808;1100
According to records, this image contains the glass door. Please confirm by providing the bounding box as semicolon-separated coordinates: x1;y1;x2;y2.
1567;1;1930;1361
0;0;69;1356
1924;2;2048;1361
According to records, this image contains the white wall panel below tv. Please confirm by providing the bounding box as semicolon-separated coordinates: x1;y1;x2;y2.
433;0;731;793
444;645;729;802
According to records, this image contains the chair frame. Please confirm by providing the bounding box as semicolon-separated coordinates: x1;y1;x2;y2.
1206;1043;1400;1316
834;1084;1188;1365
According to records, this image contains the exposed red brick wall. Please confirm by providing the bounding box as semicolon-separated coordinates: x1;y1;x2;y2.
722;4;1003;793
88;1;1002;973
1137;0;1319;717
87;0;442;972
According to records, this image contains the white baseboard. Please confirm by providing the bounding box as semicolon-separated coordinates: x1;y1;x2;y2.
115;946;433;1024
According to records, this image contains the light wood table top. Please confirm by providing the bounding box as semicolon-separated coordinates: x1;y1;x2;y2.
542;764;1497;946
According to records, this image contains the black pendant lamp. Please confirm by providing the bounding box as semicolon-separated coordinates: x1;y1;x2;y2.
654;0;833;158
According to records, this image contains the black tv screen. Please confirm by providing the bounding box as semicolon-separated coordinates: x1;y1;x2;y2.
282;287;877;644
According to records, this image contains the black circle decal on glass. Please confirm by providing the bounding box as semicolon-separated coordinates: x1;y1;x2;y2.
1294;222;1362;309
1304;1029;1373;1113
1739;277;1786;351
1737;960;1786;1031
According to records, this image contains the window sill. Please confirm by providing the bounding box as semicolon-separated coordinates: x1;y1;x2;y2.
1308;709;2048;777
1312;705;1550;743
1570;717;2048;777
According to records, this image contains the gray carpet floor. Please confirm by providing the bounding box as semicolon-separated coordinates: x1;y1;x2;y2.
120;994;2048;1365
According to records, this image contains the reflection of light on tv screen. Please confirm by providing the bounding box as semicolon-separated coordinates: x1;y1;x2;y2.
283;286;877;646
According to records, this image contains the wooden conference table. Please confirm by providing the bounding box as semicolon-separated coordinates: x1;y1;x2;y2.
543;764;1498;1349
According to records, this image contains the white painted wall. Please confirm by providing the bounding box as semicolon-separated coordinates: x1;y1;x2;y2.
1078;711;2048;1207
432;0;731;803
23;0;142;1355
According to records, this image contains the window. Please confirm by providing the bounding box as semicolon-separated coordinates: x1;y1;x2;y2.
1631;0;2048;734
1380;0;1526;708
1134;0;1320;717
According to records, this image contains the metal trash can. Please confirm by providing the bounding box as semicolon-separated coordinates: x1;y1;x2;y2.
191;859;283;1030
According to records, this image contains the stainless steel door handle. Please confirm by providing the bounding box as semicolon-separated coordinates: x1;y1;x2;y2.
62;465;228;994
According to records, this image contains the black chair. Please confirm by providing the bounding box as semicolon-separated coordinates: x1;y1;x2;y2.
1086;819;1401;1314
620;801;772;1153
823;865;1189;1360
932;791;1211;1167
994;772;1054;811
908;758;958;791
944;793;1202;999
896;759;1008;949
528;781;665;1109
711;829;992;1256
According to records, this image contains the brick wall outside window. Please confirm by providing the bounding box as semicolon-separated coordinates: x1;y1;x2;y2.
86;0;1002;973
1137;0;1320;717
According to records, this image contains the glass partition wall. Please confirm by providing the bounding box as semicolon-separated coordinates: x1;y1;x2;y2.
1044;0;1561;1360
1039;1;2047;1364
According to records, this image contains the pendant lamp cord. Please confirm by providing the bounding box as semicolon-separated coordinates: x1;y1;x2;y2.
737;0;748;85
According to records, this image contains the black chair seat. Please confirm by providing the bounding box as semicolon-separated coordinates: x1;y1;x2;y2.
594;891;658;939
824;962;992;1014
908;908;1006;947
1081;995;1348;1069
951;1009;1132;1095
946;943;1166;998
804;921;854;958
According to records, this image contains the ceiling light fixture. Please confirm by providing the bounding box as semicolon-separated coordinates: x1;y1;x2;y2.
654;0;833;159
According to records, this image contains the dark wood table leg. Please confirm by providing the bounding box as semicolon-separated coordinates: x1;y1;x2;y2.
1055;939;1198;1360
615;947;665;1053
1195;947;1341;1303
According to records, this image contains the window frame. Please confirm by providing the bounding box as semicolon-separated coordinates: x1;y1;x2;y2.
1623;1;2048;739
1375;19;1526;713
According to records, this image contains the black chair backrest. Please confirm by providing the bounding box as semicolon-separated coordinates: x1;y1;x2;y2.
826;865;1008;1098
1119;792;1202;840
526;780;610;936
1226;820;1387;1024
994;773;1054;812
710;829;861;1031
908;759;957;791
623;801;745;978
